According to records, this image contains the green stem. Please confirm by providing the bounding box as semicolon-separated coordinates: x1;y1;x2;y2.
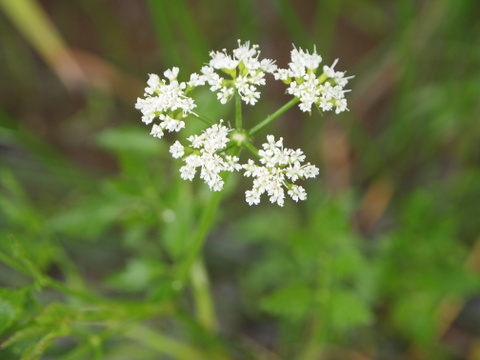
176;109;244;331
174;188;226;330
247;97;299;136
243;141;259;157
190;258;216;331
175;101;244;330
235;91;242;130
177;189;224;287
125;325;205;360
317;71;328;84
192;112;216;126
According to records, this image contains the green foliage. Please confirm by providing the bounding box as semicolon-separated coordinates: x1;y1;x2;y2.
2;302;75;360
237;198;374;354
0;288;28;336
1;0;480;359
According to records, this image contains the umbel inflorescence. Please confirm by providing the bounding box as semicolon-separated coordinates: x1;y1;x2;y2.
135;41;352;206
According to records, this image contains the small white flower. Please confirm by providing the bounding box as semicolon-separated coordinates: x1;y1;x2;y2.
235;75;249;92
146;73;160;94
135;96;158;125
169;141;184;158
241;85;261;105
274;68;291;81
204;40;276;105
201;66;224;91
161;115;185;132
150;124;164;138
217;87;234;104
136;68;197;135
288;185;306;202
188;73;206;87
274;47;352;114
260;58;277;73
176;122;241;191
233;41;258;61
164;67;180;81
335;98;348;114
245;188;261;206
209;50;238;70
180;162;197;181
243;135;319;206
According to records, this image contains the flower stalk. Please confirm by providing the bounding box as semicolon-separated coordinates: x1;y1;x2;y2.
247;97;299;136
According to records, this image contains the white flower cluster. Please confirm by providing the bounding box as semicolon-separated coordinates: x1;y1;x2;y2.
136;41;353;206
135;67;197;139
201;40;277;105
169;128;318;206
243;136;319;206
274;47;353;113
169;123;242;192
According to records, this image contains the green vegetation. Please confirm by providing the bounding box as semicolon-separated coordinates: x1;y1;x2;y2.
1;0;479;359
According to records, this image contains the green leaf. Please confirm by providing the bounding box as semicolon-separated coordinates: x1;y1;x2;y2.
327;290;373;332
260;283;314;321
107;257;165;293
0;288;27;335
392;293;438;345
2;302;74;351
95;125;164;157
20;330;60;360
49;198;125;239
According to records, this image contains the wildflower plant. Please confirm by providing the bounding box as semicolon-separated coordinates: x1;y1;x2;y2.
136;43;351;331
136;40;352;207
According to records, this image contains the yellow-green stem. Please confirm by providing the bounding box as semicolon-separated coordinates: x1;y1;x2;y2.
175;170;237;332
190;258;217;331
192;112;216;126
176;189;224;289
235;91;242;130
248;97;299;136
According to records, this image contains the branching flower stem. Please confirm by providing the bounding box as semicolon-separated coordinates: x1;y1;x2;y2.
243;141;259;157
247;97;299;136
235;91;242;130
192;112;216;126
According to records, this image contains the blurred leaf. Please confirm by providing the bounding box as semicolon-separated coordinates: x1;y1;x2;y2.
260;283;314;321
392;293;438;345
95;125;164;157
49;198;125;240
2;302;74;360
161;181;195;259
107;257;165;293
233;207;297;244
0;288;27;336
0;169;41;232
327;290;373;332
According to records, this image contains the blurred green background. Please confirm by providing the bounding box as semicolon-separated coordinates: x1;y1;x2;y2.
1;0;480;359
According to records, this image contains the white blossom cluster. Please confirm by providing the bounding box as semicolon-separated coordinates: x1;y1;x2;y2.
201;40;277;105
169;123;242;192
168;126;318;206
274;46;353;113
135;67;197;139
243;136;319;206
135;41;353;206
